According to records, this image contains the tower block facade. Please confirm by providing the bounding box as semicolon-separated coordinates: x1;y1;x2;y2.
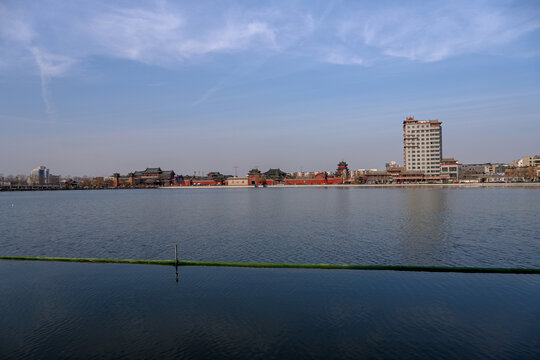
403;117;442;175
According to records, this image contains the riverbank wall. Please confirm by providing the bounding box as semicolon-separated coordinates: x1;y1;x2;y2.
163;183;540;189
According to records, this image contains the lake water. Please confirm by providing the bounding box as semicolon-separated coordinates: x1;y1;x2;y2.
1;187;539;359
1;187;539;267
1;261;539;360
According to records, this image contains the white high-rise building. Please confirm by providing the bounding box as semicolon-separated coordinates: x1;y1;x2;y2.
403;117;442;175
28;166;50;185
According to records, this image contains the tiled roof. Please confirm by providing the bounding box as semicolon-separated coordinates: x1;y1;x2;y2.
264;168;286;175
144;168;162;173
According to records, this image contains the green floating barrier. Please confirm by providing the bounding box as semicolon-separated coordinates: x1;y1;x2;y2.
1;256;539;274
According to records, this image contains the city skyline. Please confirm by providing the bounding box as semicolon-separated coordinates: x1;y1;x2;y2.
1;0;539;176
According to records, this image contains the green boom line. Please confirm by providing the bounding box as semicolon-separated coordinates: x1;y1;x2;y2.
0;256;539;274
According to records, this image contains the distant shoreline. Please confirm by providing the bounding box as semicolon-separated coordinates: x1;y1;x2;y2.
2;183;539;192
163;183;540;189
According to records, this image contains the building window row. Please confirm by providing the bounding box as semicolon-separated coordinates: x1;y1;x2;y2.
408;129;441;133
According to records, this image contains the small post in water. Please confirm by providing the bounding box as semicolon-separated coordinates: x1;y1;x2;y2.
175;244;179;283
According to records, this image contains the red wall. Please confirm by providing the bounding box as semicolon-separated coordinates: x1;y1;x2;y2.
284;178;342;185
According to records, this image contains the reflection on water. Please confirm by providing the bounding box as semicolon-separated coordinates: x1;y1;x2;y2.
0;188;539;267
1;261;539;360
400;189;450;265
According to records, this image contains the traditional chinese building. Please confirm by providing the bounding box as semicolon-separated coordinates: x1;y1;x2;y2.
247;168;265;185
132;168;175;186
335;161;350;183
114;168;175;187
264;168;287;182
335;161;349;176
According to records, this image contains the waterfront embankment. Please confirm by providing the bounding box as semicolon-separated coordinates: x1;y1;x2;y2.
163;182;540;189
2;183;539;191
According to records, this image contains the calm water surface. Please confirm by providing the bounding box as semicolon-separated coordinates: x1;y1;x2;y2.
1;261;539;360
1;188;539;359
1;187;539;267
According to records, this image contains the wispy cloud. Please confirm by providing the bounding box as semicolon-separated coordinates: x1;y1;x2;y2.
30;47;76;117
0;4;34;44
1;4;78;117
84;5;282;66
0;4;35;69
324;51;364;66
30;47;75;77
87;7;184;64
336;2;540;62
193;78;227;106
0;1;538;85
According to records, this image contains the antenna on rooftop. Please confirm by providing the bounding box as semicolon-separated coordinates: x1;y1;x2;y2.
234;166;239;177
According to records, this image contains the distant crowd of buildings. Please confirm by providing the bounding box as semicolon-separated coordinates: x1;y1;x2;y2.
0;166;111;190
2;117;539;190
399;116;539;183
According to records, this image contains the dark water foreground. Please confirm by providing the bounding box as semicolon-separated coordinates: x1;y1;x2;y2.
1;261;538;360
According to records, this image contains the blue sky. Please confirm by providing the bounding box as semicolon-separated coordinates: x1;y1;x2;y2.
1;0;539;176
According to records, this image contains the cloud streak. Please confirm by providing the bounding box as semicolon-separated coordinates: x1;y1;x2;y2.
30;47;76;118
0;0;538;111
336;2;540;63
324;51;364;66
82;5;285;67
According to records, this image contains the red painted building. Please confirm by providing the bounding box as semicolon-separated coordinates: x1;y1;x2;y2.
285;173;342;185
